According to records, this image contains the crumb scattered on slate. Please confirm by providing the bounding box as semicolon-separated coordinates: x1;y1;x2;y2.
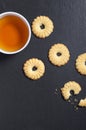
74;106;79;111
71;102;74;105
54;88;58;95
68;99;71;102
54;92;58;95
55;88;58;92
74;98;78;102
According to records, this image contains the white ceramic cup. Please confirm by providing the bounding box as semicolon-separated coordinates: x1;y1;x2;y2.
0;12;31;54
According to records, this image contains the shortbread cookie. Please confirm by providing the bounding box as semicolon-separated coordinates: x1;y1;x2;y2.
48;43;70;66
61;81;81;100
76;53;86;75
32;16;54;38
78;98;86;107
23;58;45;80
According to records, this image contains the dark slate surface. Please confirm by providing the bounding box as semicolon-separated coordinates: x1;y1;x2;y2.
0;0;86;130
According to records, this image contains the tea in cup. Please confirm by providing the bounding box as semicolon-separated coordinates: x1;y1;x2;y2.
0;12;31;54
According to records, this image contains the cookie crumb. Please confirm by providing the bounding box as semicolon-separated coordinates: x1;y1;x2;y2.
74;106;79;111
55;88;58;92
68;99;71;102
74;98;78;102
54;92;58;95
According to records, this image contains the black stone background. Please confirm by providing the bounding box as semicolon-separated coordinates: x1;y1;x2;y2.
0;0;86;130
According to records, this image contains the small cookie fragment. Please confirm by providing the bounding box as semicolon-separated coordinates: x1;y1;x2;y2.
78;98;86;107
74;98;78;102
74;106;79;111
76;53;86;75
48;43;70;66
23;58;45;80
61;81;81;100
32;16;54;38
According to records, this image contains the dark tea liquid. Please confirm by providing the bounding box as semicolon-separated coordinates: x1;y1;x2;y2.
0;15;29;52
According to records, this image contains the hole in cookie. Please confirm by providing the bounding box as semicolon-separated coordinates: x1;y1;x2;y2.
40;24;45;29
70;90;74;95
32;66;37;71
85;61;86;65
56;52;62;56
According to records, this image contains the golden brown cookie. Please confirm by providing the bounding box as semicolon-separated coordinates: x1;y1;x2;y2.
23;58;45;80
61;81;81;100
76;53;86;75
48;43;70;66
78;98;86;107
32;16;54;38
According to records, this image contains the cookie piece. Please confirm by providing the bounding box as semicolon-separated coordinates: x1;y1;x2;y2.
32;16;54;38
78;98;86;107
23;58;45;80
76;53;86;75
48;43;70;66
61;81;81;100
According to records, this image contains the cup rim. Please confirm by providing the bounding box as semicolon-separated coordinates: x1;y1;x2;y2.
0;11;31;54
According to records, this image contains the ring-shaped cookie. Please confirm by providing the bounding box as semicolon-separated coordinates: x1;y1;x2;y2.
23;58;45;80
61;81;81;100
76;53;86;75
32;16;54;38
48;43;70;66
